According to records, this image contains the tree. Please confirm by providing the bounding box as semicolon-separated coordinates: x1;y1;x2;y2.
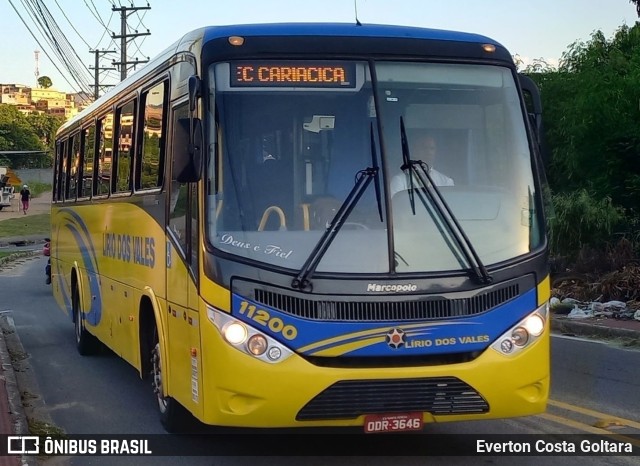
25;112;62;167
526;24;640;216
0;104;46;168
631;1;640;17
26;112;63;147
37;76;53;89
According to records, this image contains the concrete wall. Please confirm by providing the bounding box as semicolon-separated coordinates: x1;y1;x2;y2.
12;169;53;186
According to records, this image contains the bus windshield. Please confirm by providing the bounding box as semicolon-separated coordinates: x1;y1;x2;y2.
207;60;542;274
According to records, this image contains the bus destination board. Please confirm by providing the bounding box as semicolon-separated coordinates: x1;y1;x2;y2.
230;61;356;88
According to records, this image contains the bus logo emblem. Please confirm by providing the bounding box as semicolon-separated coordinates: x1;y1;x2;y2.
386;328;406;349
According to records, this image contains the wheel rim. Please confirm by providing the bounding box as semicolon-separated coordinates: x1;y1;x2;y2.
152;342;168;413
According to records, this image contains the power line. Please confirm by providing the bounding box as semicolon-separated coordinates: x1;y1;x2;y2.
53;0;92;49
6;0;86;96
84;0;119;51
19;0;94;98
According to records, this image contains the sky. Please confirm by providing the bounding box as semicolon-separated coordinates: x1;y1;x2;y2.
1;0;639;94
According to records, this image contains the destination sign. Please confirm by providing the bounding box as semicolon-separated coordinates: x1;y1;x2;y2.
230;61;356;88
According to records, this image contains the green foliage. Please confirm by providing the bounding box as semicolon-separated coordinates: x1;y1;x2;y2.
526;24;640;216
0;213;50;238
27;112;64;156
0;104;62;168
37;76;53;89
27;182;52;198
0;104;44;152
548;189;625;257
523;22;640;267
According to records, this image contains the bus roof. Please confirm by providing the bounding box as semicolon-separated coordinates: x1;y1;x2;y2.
202;22;503;47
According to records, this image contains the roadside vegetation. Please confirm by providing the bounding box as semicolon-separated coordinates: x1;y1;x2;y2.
0;213;50;238
525;20;640;305
0;185;52;239
28;182;52;198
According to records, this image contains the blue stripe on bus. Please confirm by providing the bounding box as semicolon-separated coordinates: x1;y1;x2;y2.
231;287;537;357
59;208;103;326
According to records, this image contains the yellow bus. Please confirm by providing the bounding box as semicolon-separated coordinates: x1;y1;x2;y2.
51;23;550;433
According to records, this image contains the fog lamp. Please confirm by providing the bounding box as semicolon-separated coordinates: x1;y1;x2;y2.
500;339;514;353
267;346;282;361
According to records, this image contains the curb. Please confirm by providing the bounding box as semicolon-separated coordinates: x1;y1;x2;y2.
550;316;640;345
0;314;37;466
0;250;42;266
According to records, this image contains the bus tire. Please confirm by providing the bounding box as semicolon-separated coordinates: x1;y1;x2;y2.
151;328;190;432
73;284;99;355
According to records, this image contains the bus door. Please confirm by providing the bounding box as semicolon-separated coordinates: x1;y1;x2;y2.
165;101;202;413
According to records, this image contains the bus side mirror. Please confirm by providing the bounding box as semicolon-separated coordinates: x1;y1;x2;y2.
174;117;202;183
188;75;200;112
518;74;547;167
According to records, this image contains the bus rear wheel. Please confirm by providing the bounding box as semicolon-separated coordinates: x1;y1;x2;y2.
151;330;189;432
73;285;99;355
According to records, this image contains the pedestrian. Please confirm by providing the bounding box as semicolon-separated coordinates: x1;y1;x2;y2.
20;184;31;214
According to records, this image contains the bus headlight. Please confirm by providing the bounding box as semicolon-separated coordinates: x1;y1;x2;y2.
491;302;548;356
523;313;545;337
207;305;294;364
223;322;247;345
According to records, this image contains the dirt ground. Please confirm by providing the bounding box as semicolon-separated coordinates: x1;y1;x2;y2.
0;191;51;221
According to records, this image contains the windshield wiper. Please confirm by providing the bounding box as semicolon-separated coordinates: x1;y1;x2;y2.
292;125;383;291
398;118;492;284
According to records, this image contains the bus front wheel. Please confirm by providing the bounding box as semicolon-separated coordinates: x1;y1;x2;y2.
151;331;189;432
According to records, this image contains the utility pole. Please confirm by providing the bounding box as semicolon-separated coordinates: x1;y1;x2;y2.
89;50;116;100
111;3;151;81
34;50;40;85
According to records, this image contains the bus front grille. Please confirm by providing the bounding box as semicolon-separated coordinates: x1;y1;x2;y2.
255;284;519;321
296;377;489;421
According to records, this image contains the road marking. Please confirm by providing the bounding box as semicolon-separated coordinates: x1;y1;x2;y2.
548;399;640;430
539;412;640;447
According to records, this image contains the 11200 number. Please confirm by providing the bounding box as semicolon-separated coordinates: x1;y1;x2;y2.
238;301;298;340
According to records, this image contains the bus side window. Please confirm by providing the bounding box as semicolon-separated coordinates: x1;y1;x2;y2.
169;181;189;251
114;100;136;194
96;114;113;196
67;132;81;201
138;81;167;190
169;103;190;253
54;141;64;201
81;125;95;198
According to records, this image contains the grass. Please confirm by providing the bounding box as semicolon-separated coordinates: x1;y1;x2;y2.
0;213;50;238
15;182;52;198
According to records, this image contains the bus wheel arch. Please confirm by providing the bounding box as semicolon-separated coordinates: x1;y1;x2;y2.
71;269;99;355
138;297;156;379
139;295;190;432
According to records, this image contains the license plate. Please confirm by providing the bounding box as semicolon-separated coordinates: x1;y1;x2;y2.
363;412;423;433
